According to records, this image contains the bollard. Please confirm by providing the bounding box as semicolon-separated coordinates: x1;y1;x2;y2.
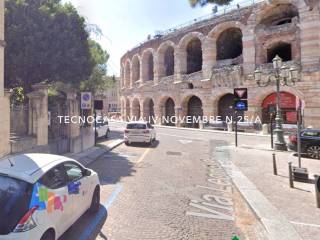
288;162;294;188
315;175;320;208
272;153;277;175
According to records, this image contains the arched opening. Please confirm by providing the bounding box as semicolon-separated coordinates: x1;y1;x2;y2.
132;56;140;83
132;98;140;121
259;4;299;27
187;38;202;74
124;62;131;88
164;98;175;126
143;98;155;124
125;98;130;121
217;28;243;61
267;42;292;62
147;53;154;81
261;92;299;124
187;96;203;128
164;46;174;76
218;94;243;122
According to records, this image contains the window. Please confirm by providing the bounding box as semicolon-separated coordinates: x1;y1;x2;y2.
302;131;320;137
64;162;84;183
40;164;67;189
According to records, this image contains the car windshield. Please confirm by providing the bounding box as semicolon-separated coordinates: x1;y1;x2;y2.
0;175;33;235
127;123;147;129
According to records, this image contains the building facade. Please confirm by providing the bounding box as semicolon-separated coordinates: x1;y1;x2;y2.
120;0;320;128
0;0;10;157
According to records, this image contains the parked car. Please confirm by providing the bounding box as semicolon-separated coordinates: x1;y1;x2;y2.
0;154;100;240
124;121;156;146
288;129;320;159
94;116;110;138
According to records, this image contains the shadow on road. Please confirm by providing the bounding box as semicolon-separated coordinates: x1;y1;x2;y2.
126;140;160;149
59;205;108;240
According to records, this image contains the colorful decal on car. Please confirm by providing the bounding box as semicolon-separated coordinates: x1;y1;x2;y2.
67;181;81;195
29;182;68;213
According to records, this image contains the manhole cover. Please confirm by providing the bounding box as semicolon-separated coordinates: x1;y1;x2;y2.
166;151;182;156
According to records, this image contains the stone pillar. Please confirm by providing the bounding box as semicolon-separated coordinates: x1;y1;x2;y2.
0;0;10;157
153;53;159;85
242;26;256;75
27;84;48;146
175;106;182;127
67;91;81;153
202;37;216;79
154;105;164;125
175;47;186;82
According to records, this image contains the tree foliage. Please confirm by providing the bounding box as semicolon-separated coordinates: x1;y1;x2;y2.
5;0;94;93
189;0;232;7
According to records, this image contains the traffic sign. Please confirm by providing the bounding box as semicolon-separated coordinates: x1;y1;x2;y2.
234;88;248;99
234;100;248;111
81;92;92;110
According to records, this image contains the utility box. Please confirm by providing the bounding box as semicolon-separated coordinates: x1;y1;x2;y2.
292;166;309;182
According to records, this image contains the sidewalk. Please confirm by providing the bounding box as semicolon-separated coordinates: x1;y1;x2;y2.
65;139;124;166
220;143;320;239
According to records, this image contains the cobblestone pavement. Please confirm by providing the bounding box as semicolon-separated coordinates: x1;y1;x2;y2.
92;131;264;240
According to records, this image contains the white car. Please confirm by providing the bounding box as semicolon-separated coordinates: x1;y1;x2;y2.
0;154;100;240
124;121;156;146
94;118;110;138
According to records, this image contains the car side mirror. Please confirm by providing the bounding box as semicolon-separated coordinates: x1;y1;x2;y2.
83;169;92;176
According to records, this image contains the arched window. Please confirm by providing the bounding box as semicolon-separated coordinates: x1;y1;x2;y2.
164;46;174;76
142;51;154;81
147;53;154;81
187;38;202;74
259;4;299;27
132;56;140;82
217;28;243;61
267;42;292;62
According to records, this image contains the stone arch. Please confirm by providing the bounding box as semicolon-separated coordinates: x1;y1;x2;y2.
131;98;141;120
178;32;205;74
205;21;245;64
124;98;131;121
131;55;141;84
267;42;292;62
143;97;155;123
216;28;243;61
141;49;154;82
157;41;176;78
181;95;203;128
124;60;131;88
260;91;300;124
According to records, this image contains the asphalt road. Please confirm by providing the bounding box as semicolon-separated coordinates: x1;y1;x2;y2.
61;122;268;240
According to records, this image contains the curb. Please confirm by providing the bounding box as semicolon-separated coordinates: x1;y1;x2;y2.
214;145;302;240
109;120;281;139
66;139;124;166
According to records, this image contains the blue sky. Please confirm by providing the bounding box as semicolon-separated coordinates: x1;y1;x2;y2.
63;0;215;76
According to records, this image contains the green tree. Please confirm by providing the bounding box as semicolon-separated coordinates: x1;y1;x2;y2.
80;40;111;94
189;0;232;7
5;0;94;93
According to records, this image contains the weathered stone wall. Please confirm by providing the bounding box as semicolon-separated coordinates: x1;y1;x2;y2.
0;0;11;157
120;0;320;128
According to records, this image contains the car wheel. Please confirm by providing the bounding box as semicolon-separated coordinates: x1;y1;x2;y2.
40;230;55;240
89;187;100;214
105;130;109;138
307;145;320;159
125;141;130;146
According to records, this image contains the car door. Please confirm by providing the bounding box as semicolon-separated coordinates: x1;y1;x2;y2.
63;162;91;222
36;164;73;236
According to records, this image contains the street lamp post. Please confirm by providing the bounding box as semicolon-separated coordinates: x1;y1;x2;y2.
254;55;299;151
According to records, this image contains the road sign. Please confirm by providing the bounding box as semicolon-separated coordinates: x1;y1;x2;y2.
234;100;248;111
81;92;92;110
94;100;103;110
234;88;248;99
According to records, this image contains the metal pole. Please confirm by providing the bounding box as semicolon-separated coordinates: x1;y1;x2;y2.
272;153;277;175
270;114;274;149
94;110;97;146
297;107;302;168
273;74;288;151
314;175;320;208
235;111;238;147
288;162;294;188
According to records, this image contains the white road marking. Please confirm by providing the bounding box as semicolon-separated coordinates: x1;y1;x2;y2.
136;148;151;164
290;221;320;228
179;140;193;144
